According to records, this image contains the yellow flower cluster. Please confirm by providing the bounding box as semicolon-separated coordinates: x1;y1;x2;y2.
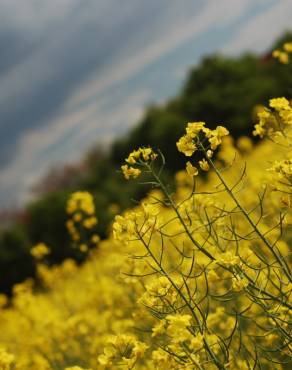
112;213;137;243
215;251;240;267
113;194;163;245
67;191;95;214
177;122;229;157
273;41;292;64
121;147;157;180
30;242;50;260
253;97;292;140
267;158;292;207
269;158;292;183
66;192;98;251
138;276;187;310
231;275;249;292
179;123;228;178
98;334;148;369
0;348;14;370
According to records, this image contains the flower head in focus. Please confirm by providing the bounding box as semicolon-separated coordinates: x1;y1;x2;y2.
122;147;157;180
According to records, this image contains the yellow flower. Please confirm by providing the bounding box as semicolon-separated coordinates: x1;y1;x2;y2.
126;147;157;164
186;161;198;176
152;348;176;369
186;121;206;137
140;147;153;161
125;149;140;164
166;314;192;343
215;126;229;137
73;212;82;222
0;348;14;370
67;191;95;215
273;49;289;64
112;213;137;242
30;243;50;260
98;335;148;369
209;135;221;150
83;216;97;229
142;201;161;217
121;164;141;180
152;320;166;337
190;333;204;351
177;135;196;156
207;269;219;283
232;276;249;291
79;244;88;253
215;251;239;267
207;149;213;158
237;136;253;153
199;158;210;171
283;42;292;52
269;97;290;111
208;126;229;150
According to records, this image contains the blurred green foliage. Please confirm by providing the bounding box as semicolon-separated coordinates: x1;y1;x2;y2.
27;191;72;262
0;226;34;294
0;32;291;293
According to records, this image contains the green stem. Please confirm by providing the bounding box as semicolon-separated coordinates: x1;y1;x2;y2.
201;145;291;283
148;164;215;262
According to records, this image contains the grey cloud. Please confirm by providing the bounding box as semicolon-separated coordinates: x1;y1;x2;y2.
3;0;285;209
0;0;191;168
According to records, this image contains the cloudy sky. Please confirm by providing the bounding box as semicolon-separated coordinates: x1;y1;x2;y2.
0;0;291;209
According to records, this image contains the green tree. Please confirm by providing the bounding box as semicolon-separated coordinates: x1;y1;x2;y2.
0;226;34;294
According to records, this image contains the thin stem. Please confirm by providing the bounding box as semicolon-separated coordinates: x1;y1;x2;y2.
147;163;215;262
200;144;291;283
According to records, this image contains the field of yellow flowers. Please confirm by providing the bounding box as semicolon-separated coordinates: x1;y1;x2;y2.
0;45;291;370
